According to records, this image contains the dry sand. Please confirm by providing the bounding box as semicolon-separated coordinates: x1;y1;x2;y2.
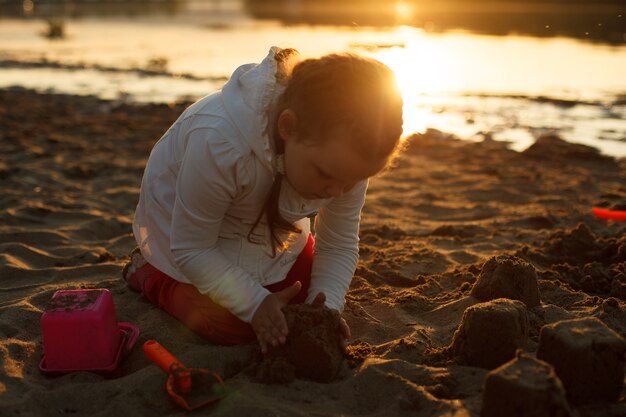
0;89;625;416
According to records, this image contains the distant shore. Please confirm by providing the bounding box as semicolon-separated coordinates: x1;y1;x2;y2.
1;0;623;44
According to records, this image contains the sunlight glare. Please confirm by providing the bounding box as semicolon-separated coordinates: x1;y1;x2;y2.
394;1;414;21
373;39;457;136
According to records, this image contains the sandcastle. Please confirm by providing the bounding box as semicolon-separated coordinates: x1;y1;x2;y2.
471;255;541;307
450;298;529;369
537;317;626;404
481;351;572;417
256;304;344;384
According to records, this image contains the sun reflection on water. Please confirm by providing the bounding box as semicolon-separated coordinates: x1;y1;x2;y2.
366;27;626;149
0;15;624;156
370;33;457;136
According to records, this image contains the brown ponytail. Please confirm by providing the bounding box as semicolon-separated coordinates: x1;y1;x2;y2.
247;134;302;258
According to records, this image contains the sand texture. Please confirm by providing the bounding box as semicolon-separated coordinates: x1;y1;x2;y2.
1;89;625;416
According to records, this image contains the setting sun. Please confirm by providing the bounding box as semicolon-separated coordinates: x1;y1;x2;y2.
394;1;414;21
370;34;457;135
377;42;453;97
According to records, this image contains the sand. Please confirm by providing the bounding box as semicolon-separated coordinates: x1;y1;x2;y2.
0;88;625;416
255;304;343;384
481;351;573;417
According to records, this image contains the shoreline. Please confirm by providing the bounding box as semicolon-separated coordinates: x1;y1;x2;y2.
2;85;625;156
2;61;625;105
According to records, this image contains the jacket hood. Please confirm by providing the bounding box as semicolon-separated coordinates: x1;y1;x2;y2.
221;46;300;175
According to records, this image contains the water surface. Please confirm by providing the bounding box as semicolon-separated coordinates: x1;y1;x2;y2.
1;0;625;155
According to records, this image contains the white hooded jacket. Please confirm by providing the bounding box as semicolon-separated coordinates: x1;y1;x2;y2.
133;47;367;323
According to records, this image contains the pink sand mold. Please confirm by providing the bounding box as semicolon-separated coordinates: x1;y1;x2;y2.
39;289;139;376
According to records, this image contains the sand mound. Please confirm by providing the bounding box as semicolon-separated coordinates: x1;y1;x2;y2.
537;317;626;405
255;304;343;384
449;299;529;369
521;223;626;300
481;351;572;417
522;134;616;166
471;255;541;307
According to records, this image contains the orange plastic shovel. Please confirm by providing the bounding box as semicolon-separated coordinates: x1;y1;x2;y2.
143;340;226;411
592;207;626;221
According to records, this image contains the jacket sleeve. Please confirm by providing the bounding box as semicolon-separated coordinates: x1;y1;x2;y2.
169;127;270;323
305;179;368;312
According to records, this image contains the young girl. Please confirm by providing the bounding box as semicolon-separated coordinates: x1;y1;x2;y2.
123;47;403;353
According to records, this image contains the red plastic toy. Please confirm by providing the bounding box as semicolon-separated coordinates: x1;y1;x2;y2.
143;340;226;410
592;207;626;221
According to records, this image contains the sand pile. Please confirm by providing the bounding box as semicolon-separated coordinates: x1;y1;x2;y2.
519;223;626;300
471;255;541;307
255;304;343;384
481;351;572;417
537;317;626;405
449;298;529;369
1;90;625;416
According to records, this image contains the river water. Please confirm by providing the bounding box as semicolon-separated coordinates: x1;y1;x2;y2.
1;0;625;156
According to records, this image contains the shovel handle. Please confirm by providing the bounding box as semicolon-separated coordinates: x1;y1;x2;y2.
144;340;185;373
143;340;192;393
593;207;626;221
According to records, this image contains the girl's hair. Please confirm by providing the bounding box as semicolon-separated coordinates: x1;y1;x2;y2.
248;50;404;256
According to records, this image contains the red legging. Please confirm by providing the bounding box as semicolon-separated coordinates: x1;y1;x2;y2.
127;234;314;345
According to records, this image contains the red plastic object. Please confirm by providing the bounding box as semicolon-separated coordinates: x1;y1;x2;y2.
39;289;140;376
592;207;626;221
143;340;226;410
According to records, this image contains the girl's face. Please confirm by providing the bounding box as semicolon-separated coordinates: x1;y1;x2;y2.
278;110;387;200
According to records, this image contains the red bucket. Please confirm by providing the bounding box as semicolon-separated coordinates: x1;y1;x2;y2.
40;289;139;376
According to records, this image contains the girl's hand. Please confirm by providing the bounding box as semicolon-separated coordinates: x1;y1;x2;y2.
252;281;302;354
311;291;351;354
337;317;351;354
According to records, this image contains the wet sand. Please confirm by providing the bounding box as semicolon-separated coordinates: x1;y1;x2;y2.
0;88;625;416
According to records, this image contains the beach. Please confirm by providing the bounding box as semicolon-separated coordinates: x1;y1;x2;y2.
0;88;625;416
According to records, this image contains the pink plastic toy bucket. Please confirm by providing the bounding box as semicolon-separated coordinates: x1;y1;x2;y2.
39;289;139;376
